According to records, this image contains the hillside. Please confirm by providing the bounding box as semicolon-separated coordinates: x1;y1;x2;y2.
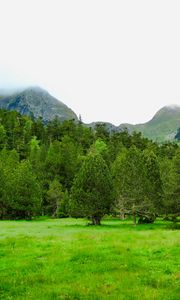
121;105;180;142
0;86;179;141
87;105;180;142
0;87;78;122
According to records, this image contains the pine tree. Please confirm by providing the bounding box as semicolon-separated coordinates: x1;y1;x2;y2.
71;152;114;225
8;161;42;219
46;179;64;217
172;148;180;214
0;124;7;149
112;146;150;225
142;149;162;211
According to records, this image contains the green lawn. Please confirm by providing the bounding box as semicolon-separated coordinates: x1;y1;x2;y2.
0;218;179;300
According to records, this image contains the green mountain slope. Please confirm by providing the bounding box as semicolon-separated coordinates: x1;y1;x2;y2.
0;87;77;122
120;105;180;142
0;86;179;142
87;105;180;142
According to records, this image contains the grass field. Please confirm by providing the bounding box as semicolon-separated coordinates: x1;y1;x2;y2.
0;218;179;300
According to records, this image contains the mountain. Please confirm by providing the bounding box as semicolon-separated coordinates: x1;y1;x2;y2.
87;105;180;142
121;105;180;142
0;87;78;122
85;121;118;133
0;87;179;142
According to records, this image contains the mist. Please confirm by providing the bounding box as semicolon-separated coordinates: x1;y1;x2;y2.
0;1;180;125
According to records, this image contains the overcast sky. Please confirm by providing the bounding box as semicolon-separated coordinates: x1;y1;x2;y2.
0;0;180;125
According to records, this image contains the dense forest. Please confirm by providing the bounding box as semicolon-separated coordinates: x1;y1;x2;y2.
0;109;179;224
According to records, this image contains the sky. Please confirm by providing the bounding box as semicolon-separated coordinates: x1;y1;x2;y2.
0;0;180;125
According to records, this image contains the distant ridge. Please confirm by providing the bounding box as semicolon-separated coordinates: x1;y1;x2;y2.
123;105;180;141
0;86;179;142
0;86;78;122
87;105;180;142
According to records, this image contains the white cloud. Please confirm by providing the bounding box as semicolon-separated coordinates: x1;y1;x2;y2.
0;0;180;125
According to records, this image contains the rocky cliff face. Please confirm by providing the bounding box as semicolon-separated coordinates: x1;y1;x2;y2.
0;87;78;122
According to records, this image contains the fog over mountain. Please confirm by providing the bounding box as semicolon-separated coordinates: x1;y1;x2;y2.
0;86;179;142
0;87;26;96
0;86;78;122
1;1;180;126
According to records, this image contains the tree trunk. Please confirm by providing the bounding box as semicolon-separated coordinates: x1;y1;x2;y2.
120;211;125;220
133;213;136;226
92;216;101;225
53;202;59;218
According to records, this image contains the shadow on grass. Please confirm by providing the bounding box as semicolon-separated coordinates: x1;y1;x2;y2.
63;219;171;231
3;217;176;231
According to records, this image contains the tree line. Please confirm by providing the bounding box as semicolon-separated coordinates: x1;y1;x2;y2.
0;109;179;224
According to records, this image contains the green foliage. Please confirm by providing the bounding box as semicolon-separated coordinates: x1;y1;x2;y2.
0;108;179;220
113;147;147;205
172;148;180;212
112;147;163;224
0;124;7;149
0;149;19;218
71;152;114;224
159;158;176;214
94;122;110;141
0;152;41;219
91;139;108;155
8;161;42;219
159;148;180;215
59;135;82;189
58;190;70;218
142;149;162;210
46;179;64;217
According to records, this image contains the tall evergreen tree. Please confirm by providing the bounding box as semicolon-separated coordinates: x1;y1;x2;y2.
112;146;151;225
0;124;7;149
71;152;114;225
7;161;42;219
142;149;162;211
172;148;180;213
46;179;64;217
159;157;176;214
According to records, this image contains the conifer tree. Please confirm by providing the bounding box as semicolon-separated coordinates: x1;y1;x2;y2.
46;179;64;217
71;152;114;225
112;146;150;225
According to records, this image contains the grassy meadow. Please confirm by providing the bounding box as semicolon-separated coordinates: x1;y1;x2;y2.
0;218;179;300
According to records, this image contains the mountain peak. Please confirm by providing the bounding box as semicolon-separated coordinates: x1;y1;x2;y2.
151;104;180;123
125;104;180;141
165;104;180;110
24;86;50;94
0;86;78;122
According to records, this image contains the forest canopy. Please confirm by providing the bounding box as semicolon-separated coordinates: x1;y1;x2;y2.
0;109;179;223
